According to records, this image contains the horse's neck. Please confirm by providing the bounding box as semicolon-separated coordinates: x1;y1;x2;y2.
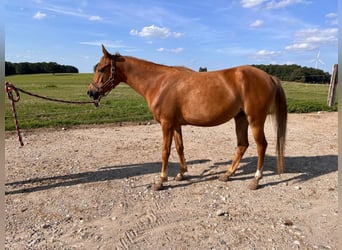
120;57;169;98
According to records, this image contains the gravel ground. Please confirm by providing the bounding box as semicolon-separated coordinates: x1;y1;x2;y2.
5;112;338;249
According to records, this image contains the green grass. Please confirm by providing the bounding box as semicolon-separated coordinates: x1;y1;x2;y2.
282;82;338;113
5;74;152;130
5;74;338;131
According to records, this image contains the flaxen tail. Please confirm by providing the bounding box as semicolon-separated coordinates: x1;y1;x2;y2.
271;76;287;175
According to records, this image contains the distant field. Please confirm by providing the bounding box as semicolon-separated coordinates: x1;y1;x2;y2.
5;73;338;130
282;82;338;113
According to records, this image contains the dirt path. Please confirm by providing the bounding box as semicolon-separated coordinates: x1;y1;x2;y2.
5;112;338;249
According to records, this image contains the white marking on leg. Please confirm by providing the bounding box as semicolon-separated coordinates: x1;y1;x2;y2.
254;169;263;179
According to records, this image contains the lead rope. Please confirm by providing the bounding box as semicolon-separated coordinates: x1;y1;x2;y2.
5;82;24;146
5;81;95;146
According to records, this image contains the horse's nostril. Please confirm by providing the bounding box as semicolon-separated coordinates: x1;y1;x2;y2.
87;90;96;98
87;90;100;100
93;91;100;100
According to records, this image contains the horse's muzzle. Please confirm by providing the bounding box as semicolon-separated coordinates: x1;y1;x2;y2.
87;90;101;107
87;89;101;100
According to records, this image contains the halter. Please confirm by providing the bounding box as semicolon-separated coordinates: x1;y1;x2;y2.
91;56;117;97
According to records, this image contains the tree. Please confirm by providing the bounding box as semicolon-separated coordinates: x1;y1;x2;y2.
5;61;79;75
251;64;331;84
5;62;16;76
16;62;32;74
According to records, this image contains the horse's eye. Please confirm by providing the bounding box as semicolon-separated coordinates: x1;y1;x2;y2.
98;69;104;73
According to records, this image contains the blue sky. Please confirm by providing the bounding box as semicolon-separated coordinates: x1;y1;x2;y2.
5;0;338;73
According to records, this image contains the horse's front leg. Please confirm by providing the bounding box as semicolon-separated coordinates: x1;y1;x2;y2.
152;122;173;191
173;126;188;181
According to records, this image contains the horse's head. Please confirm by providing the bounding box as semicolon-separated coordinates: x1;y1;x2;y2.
87;44;122;107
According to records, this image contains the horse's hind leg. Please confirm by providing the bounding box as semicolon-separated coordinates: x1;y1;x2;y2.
173;126;188;181
219;111;249;182
247;116;268;190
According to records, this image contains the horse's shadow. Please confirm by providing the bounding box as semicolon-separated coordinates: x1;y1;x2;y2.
210;155;338;189
5;155;337;195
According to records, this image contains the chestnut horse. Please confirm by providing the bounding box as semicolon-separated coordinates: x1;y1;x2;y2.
88;45;287;190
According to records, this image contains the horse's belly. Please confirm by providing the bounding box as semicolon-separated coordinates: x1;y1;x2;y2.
182;99;240;126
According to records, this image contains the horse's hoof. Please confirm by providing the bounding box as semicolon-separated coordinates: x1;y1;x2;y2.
160;176;168;182
219;174;229;182
175;173;183;181
151;182;164;191
248;178;259;190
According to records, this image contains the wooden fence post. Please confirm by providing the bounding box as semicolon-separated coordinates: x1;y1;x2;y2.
327;64;338;107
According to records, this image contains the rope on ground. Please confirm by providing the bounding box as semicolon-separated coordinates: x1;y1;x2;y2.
4;81;95;146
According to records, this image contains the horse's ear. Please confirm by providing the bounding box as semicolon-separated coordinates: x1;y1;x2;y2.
102;44;111;57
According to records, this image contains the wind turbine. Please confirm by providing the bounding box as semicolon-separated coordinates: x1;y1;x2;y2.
311;49;325;69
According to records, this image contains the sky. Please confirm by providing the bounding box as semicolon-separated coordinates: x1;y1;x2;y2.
5;0;338;73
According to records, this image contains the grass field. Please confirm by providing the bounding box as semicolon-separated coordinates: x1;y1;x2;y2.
5;73;338;131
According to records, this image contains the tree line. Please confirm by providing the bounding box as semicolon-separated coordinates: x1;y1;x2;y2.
199;64;331;84
251;64;331;84
5;61;79;75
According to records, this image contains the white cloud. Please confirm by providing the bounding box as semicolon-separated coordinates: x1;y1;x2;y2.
266;0;306;9
89;16;102;21
285;43;312;50
240;0;266;8
325;13;337;18
130;25;183;39
325;12;338;25
252;49;280;61
157;47;184;53
255;49;278;56
241;0;307;9
249;19;264;27
33;11;47;20
285;28;338;51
